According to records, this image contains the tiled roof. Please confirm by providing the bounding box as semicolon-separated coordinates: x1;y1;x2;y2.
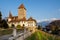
8;17;26;23
18;4;26;10
27;17;36;23
8;17;36;23
20;17;26;21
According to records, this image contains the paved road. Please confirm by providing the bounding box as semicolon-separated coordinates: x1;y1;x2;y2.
0;34;11;40
0;29;31;40
8;31;32;40
0;31;23;40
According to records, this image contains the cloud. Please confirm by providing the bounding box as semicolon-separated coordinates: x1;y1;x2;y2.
50;18;57;20
37;19;49;22
37;20;41;22
37;18;59;23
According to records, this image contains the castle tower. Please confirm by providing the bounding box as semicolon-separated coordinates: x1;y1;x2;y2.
18;4;26;19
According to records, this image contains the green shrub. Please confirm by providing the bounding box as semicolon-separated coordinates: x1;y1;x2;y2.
16;25;21;29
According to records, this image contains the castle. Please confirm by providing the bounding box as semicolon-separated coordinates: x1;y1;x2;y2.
7;4;37;30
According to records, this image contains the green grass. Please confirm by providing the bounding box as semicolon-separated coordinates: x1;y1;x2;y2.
25;30;60;40
25;32;38;40
0;28;24;36
0;29;13;36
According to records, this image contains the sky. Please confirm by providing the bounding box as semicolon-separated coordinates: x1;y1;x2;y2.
0;0;60;22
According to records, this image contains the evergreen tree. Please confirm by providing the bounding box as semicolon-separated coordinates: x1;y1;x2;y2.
0;11;9;29
2;19;9;29
0;11;2;21
0;11;2;28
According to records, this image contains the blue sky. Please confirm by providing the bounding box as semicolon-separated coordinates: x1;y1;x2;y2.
0;0;60;21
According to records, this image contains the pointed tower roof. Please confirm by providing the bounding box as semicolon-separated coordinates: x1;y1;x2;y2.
9;11;12;17
18;4;26;10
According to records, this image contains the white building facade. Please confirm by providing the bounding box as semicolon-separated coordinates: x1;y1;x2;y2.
7;4;37;31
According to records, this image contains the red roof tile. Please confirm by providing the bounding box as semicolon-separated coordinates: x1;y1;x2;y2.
18;4;26;10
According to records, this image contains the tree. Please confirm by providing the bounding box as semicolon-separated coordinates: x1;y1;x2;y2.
37;25;42;30
0;11;2;28
0;11;2;21
0;11;9;29
11;24;15;28
2;19;9;29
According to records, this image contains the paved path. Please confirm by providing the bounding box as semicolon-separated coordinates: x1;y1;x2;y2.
8;31;32;40
0;29;32;40
0;31;23;40
0;34;11;40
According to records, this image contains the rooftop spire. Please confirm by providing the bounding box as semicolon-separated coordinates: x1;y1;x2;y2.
9;11;12;17
18;4;26;10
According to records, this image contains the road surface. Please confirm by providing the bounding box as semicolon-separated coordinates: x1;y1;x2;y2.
0;31;23;40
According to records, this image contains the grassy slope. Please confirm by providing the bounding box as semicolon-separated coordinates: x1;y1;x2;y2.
25;30;60;40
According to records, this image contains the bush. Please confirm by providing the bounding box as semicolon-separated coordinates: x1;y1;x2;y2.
16;25;21;29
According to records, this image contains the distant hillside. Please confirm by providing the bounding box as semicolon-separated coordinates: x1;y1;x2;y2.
50;20;60;26
37;18;60;28
46;20;60;29
46;20;60;35
37;21;50;28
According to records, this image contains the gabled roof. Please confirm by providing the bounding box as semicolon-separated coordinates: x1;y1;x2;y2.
27;17;36;23
8;17;26;23
18;4;26;10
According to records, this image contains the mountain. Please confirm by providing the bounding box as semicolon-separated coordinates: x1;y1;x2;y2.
37;18;59;28
37;21;50;28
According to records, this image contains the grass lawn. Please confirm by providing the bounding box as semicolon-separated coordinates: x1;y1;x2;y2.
0;28;22;36
25;30;60;40
0;29;13;36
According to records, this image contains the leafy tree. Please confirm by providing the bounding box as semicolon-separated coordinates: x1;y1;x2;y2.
37;25;41;30
2;19;9;29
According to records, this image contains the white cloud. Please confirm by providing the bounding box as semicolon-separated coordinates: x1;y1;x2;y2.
37;20;41;22
50;18;57;20
37;18;59;23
